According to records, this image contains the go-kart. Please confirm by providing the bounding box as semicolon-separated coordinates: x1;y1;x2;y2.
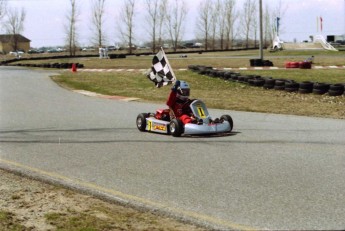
136;99;233;137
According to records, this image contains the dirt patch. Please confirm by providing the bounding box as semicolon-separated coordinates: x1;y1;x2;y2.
0;169;207;231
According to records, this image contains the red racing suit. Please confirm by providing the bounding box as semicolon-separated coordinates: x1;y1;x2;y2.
166;90;194;124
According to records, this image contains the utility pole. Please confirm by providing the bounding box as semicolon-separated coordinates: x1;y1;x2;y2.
259;0;264;61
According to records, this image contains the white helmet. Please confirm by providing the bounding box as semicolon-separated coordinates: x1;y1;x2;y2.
177;81;190;100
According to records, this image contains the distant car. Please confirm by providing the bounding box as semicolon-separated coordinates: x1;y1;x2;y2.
107;46;117;51
47;49;60;53
9;50;24;55
335;40;345;45
82;47;96;52
28;49;43;54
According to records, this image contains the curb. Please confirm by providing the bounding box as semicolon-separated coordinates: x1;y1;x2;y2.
73;90;140;102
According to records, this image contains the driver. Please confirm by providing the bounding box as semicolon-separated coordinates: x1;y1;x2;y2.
166;80;202;125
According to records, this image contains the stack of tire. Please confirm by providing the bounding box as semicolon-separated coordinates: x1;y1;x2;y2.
12;62;84;69
250;59;274;67
263;79;345;96
109;54;126;59
188;65;345;96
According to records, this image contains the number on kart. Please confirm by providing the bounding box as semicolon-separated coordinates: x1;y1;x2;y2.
197;106;206;118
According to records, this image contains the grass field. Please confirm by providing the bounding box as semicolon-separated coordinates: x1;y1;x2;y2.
13;49;345;119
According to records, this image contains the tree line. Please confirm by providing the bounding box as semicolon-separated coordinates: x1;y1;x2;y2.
0;0;286;56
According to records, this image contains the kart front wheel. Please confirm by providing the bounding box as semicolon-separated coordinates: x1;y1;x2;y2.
169;119;184;137
136;113;148;132
220;115;233;132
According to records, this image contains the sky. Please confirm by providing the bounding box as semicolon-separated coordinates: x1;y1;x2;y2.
2;0;345;48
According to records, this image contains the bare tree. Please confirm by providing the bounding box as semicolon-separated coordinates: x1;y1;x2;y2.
65;0;79;56
91;0;106;47
252;6;258;48
195;0;213;50
157;0;167;49
224;0;237;49
263;3;272;47
0;0;7;22
216;0;227;50
165;0;187;52
5;6;26;51
241;0;256;48
209;2;218;50
145;0;167;53
118;0;136;54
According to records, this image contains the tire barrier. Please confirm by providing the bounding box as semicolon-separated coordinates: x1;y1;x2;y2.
11;62;84;69
263;78;275;89
298;81;314;94
284;80;300;92
312;83;330;95
273;79;286;90
188;65;345;97
109;54;126;59
250;59;274;67
328;84;344;96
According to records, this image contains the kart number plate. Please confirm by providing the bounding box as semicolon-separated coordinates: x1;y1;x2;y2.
196;106;207;118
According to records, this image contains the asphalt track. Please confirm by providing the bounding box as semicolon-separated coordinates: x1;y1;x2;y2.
1;66;345;230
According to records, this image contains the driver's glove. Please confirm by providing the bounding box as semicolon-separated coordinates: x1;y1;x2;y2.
171;80;181;92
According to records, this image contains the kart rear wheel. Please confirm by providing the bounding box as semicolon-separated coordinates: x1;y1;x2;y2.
136;113;148;132
220;115;233;132
169;119;184;137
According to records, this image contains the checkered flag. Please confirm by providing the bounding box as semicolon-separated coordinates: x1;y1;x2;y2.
147;48;176;87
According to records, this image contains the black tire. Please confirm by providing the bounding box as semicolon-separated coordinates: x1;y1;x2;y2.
238;76;246;83
313;82;330;91
298;88;313;94
231;74;239;81
220;115;233;132
274;85;285;90
218;71;226;78
275;79;286;86
248;78;255;86
285;81;299;92
328;89;344;96
264;78;275;85
329;84;344;91
299;81;314;89
208;70;216;77
243;75;255;83
136;113;148;132
169;119;184;137
313;83;330;95
224;72;232;80
253;78;265;87
285;87;299;92
299;81;314;94
263;84;274;89
313;89;328;95
285;80;299;89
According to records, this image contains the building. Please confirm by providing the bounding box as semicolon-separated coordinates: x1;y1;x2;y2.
0;34;31;54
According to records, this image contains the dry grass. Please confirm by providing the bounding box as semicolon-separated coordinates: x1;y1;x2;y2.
52;69;345;119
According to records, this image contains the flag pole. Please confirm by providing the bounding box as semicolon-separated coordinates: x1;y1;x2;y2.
160;47;177;82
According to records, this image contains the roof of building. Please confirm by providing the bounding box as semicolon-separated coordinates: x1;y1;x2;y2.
0;34;31;43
